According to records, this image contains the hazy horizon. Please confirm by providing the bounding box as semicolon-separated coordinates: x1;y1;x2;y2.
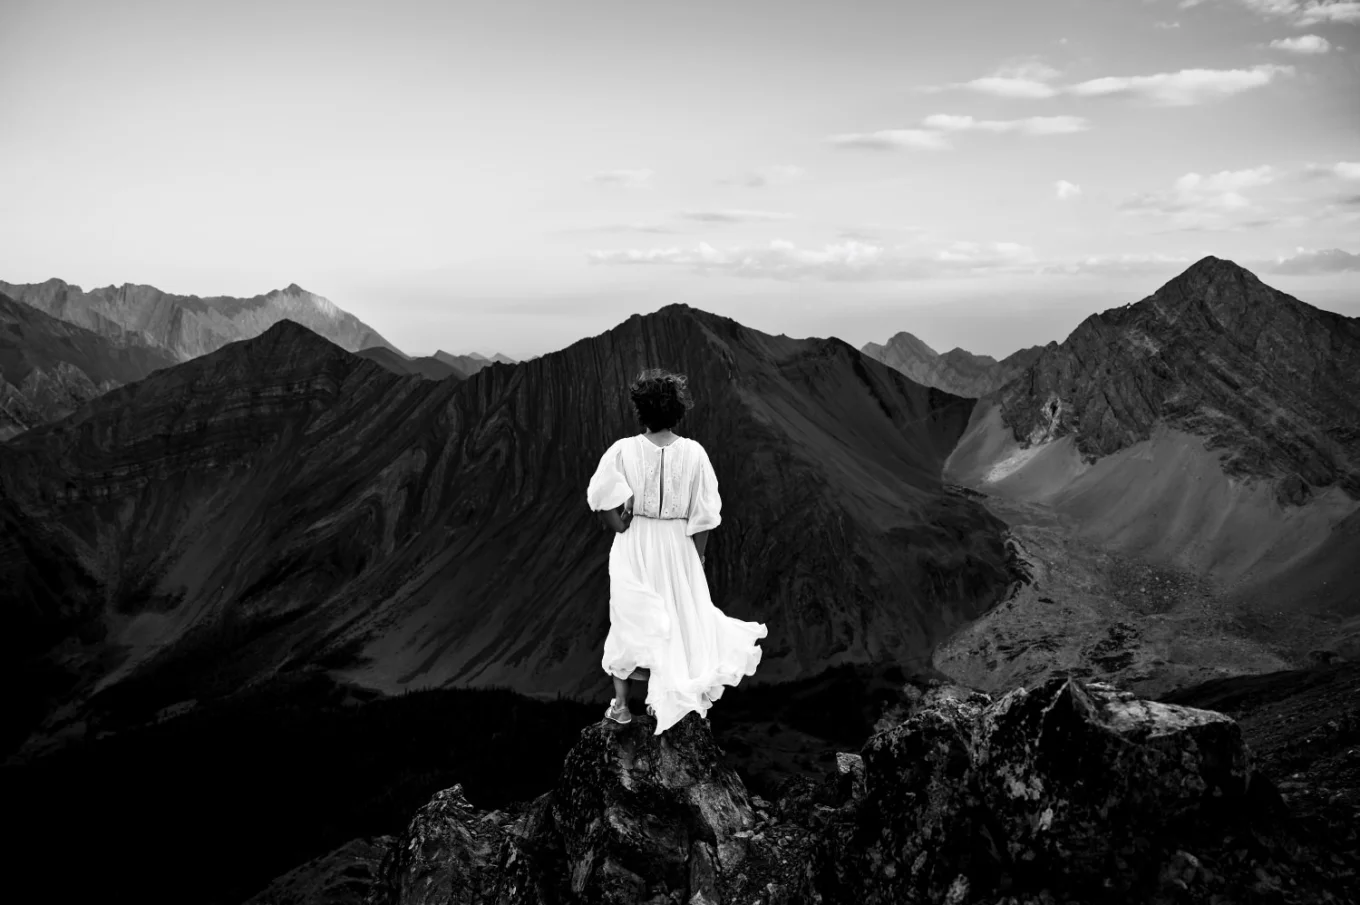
2;0;1357;360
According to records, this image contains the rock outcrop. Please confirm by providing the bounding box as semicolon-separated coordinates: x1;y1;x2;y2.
0;277;398;362
992;257;1360;503
248;677;1352;904
0;291;178;438
862;332;1043;398
2;306;1007;757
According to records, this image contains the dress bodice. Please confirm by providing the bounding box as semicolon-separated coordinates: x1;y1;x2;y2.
586;434;722;535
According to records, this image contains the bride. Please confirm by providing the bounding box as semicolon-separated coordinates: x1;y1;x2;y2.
586;368;768;735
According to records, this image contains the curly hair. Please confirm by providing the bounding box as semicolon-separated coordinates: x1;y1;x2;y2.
629;368;694;432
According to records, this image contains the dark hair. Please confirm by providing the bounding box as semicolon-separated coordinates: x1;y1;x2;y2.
629;368;694;431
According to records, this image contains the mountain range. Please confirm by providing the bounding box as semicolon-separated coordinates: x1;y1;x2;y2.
861;331;1044;397
0;292;179;441
0;278;398;362
1;304;1007;760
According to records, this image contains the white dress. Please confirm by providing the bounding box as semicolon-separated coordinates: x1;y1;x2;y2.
586;434;768;735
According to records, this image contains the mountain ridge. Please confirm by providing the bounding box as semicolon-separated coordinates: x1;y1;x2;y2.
861;330;1044;397
0;277;399;363
2;304;1008;759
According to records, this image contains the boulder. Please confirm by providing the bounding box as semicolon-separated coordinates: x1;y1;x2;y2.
550;712;754;904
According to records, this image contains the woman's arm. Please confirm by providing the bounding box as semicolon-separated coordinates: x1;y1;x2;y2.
598;501;633;533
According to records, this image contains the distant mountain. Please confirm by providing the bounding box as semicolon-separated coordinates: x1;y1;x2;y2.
0;278;399;362
1;306;1007;758
356;346;463;381
0;292;179;440
432;350;517;375
862;332;1043;397
947;256;1360;589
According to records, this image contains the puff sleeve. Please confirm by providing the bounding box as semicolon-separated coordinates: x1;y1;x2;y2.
586;441;633;512
685;442;722;536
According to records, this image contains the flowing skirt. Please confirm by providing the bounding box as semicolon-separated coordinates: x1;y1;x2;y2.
602;516;767;735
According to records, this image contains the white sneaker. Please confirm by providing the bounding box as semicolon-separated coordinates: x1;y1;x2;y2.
604;698;632;725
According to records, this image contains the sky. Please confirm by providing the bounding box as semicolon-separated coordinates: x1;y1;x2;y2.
1;0;1357;359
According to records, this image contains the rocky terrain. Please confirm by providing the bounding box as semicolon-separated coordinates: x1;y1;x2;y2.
435;350;518;377
0;291;179;439
0;304;1008;762
0;278;398;362
862;331;1043;398
240;672;1359;905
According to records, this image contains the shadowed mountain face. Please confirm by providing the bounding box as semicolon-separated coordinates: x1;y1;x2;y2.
0;292;179;440
0;278;398;362
357;346;463;381
862;332;1043;398
1;304;1007;756
431;350;517;377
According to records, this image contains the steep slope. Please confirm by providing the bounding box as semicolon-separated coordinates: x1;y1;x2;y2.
357;346;463;381
0;277;398;362
940;258;1360;690
862;331;1043;397
1;305;1007;757
0;292;179;439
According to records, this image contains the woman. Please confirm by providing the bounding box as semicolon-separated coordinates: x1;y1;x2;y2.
586;368;768;735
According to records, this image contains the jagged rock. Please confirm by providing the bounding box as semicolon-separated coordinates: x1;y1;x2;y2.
242;836;395;905
551;712;754;904
383;785;511;904
819;676;1281;904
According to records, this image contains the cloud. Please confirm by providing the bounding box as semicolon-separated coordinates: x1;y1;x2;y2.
721;165;806;187
1120;166;1277;228
1267;247;1360;274
586;239;1038;281
949;61;1063;98
921;114;1090;135
1155;20;1183;28
1066;64;1293;106
587;169;655;189
564;222;675;235
677;209;794;223
1055;180;1083;200
830;114;1087;151
828;129;953;150
1038;253;1197;276
1185;1;1360;26
1268;34;1331;52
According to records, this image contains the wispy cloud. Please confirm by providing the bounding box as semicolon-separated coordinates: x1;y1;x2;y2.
1267;247;1360;274
586;239;1038;281
922;114;1090;135
830;114;1087;151
937;61;1293;106
562;222;676;236
828;129;953;151
1038;253;1197;276
1302;161;1360;180
677;209;794;223
1155;20;1183;28
1055;180;1083;200
587;168;655;189
719;165;807;188
1066;64;1293;106
1183;1;1360;26
944;60;1062;99
1268;34;1331;52
1120;166;1278;229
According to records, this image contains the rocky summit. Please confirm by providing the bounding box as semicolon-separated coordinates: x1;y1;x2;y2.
0;277;398;362
245;676;1354;905
993;256;1360;505
862;332;1043;399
